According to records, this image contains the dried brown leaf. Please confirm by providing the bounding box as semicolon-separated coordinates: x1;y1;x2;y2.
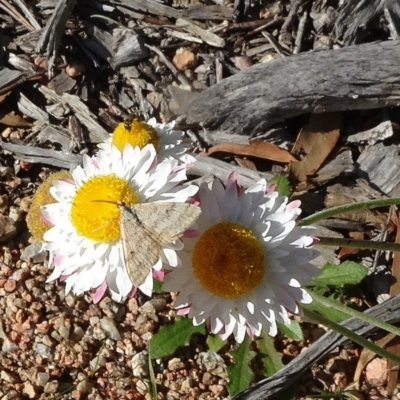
206;140;297;163
290;113;341;183
0;112;32;127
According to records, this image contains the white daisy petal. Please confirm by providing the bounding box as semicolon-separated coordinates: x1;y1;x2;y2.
164;177;320;343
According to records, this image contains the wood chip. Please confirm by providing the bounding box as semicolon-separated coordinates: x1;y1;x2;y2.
176;18;225;48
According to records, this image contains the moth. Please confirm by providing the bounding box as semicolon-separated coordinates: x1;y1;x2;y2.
119;202;201;287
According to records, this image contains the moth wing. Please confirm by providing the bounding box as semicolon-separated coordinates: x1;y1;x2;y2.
119;206;162;287
132;202;201;244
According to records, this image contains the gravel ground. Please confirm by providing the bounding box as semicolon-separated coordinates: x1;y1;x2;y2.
0;253;229;399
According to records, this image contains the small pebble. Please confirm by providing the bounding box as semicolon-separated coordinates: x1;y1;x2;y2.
1;371;18;383
4;280;16;293
173;48;198;71
90;354;107;371
36;343;51;358
20;243;46;264
2;339;19;353
0;217;17;242
36;372;49;386
71;326;85;341
43;380;59;394
66;62;86;77
65;293;77;307
22;382;36;399
131;352;149;377
100;317;121;340
168;358;185;371
76;379;90;393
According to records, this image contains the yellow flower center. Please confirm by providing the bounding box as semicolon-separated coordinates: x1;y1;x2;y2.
192;222;266;298
112;119;161;152
70;175;139;243
27;171;72;242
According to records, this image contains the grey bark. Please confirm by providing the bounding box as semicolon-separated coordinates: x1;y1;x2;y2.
177;40;400;137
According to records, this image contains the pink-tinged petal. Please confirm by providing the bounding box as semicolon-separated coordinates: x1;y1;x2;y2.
286;200;301;210
310;236;320;246
153;269;164;281
60;273;71;282
191;191;201;204
171;163;186;174
227;171;239;185
176;306;191;316
183;228;199;238
227;172;245;196
128;286;138;298
54;253;66;266
40;214;53;226
91;282;108;303
267;184;277;193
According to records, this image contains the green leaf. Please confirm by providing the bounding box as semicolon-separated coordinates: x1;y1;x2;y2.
258;332;284;376
149;317;205;359
153;279;163;293
304;294;349;323
311;261;368;288
269;175;291;197
277;320;303;341
227;336;256;396
206;334;226;353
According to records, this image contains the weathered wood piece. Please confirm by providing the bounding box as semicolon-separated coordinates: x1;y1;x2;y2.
177;40;400;136
35;0;77;77
356;143;400;197
232;295;400;400
17;92;49;123
188;156;274;187
1;140;82;169
12;0;41;30
39;86;109;143
175;18;225;47
185;4;233;20
111;28;149;69
313;149;354;184
346;110;394;144
36;124;79;151
334;0;387;44
117;0;186;20
0;68;23;90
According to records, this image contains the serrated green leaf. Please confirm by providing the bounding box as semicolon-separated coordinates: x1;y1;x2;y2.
311;261;368;288
149;318;205;359
206;334;226;353
227;336;256;395
269;175;291;196
277;320;303;341
258;332;283;376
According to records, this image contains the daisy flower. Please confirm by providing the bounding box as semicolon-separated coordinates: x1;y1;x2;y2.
41;144;198;303
27;170;72;242
98;117;195;163
163;175;320;343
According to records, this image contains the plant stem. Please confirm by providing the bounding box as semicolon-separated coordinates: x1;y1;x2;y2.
303;308;400;365
300;197;400;226
316;236;400;253
309;291;400;338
